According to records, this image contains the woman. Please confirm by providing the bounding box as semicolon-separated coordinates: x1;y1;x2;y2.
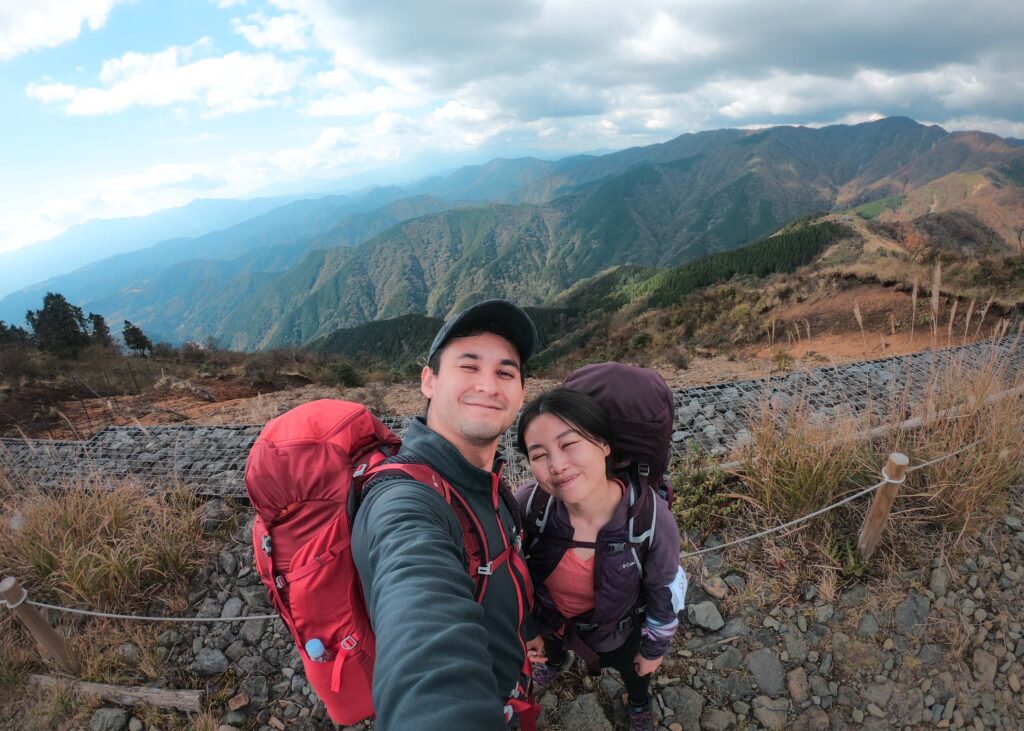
514;388;687;731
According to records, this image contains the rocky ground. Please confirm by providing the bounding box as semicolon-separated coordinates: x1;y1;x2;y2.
74;482;1024;731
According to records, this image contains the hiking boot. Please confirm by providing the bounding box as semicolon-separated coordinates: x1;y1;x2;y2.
628;700;654;731
530;652;573;692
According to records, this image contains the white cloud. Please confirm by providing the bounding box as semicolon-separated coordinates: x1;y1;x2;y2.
0;0;122;60
0;161;228;253
232;11;311;51
26;40;307;117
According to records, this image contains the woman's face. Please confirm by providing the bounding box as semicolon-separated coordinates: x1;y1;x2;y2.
523;412;611;505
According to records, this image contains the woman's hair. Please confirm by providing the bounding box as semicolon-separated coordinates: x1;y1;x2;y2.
516;387;614;457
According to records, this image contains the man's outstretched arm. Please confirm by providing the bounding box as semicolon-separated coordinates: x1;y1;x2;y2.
352;481;509;731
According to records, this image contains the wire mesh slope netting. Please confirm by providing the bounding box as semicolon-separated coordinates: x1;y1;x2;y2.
2;336;1021;495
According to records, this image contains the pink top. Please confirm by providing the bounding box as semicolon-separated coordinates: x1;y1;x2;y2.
545;548;595;619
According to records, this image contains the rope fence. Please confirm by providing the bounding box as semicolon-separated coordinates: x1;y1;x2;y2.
2;435;995;654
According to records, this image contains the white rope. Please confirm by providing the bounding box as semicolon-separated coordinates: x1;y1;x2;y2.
680;437;992;560
24;600;278;623
680;477;886;559
13;441;1000;619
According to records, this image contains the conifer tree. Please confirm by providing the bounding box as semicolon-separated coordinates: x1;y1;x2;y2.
25;292;90;358
88;312;114;348
122;320;153;356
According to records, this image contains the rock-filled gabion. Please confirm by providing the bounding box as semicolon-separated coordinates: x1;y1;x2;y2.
3;336;1022;496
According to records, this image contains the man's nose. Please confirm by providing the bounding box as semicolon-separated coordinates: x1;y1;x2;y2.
473;369;499;394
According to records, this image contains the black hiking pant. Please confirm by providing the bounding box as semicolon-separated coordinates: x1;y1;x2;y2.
543;625;650;707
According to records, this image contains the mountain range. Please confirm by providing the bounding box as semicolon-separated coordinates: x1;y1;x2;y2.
2;116;1022;349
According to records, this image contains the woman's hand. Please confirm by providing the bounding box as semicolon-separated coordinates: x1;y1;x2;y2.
633;653;663;676
526;636;548;665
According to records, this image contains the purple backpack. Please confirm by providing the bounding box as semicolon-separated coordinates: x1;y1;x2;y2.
524;362;676;550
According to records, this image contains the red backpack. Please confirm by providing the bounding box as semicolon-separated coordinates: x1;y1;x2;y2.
244;399;501;725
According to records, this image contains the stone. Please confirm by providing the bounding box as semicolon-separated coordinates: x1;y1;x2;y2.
930;566;952;596
972;649;997;686
127;720;143;731
839;583;867;607
746;648;785;696
788;667;810;703
90;708;129;731
189;647;228;676
712;646;743;671
701;708;736;730
117;642;142;667
857;612;881;638
894;590;930;636
702;577;729;599
661;685;704;728
752;696;790;730
687;601;725;631
240;618;266;644
228;693;250;712
218;550;238;576
559;693;612;731
814;604;834;623
863;680;894;707
889;687;924;727
792;706;830;730
784;630;809;662
221;597;244;620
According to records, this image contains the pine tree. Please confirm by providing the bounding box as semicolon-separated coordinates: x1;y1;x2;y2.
0;320;33;347
88;312;114;348
122;320;153;356
25;292;90;358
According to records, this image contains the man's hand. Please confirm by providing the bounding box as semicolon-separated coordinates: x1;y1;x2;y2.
526;636;547;665
634;653;663;676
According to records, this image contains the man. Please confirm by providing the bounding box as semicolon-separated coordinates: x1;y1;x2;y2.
352;299;538;730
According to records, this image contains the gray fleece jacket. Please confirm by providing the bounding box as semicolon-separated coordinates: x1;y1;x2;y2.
351;418;530;730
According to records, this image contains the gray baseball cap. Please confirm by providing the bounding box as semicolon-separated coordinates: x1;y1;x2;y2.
428;299;538;366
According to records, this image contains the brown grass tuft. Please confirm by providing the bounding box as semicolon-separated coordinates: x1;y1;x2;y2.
0;478;207;612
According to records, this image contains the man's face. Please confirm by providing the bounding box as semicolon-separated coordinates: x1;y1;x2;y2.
421;331;525;451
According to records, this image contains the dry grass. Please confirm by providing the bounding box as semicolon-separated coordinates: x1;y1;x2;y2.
710;333;1024;608
733;396;876;523
0;478;206;612
885;348;1024;531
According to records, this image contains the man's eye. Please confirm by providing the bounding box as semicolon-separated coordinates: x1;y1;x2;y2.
498;370;515;379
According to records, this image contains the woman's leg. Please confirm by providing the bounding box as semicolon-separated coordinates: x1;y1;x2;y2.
542;635;570;668
597;627;650;707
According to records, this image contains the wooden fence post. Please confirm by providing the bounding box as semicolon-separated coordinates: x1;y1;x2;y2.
0;576;80;674
857;453;909;561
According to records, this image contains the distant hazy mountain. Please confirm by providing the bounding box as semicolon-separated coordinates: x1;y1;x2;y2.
0;196;300;301
0;190;449;326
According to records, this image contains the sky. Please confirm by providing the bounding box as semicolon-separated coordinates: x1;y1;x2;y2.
2;0;1023;254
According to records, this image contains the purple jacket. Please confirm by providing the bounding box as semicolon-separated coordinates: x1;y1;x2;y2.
514;481;686;661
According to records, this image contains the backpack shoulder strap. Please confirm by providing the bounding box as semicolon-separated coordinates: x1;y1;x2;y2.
523;481;555;547
363;462;492;602
625;469;658;555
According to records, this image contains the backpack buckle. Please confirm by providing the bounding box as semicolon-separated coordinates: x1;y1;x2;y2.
353;463;368;478
261;534;272;556
576;622;598;632
340;635;358;651
606;542;626;554
275;575;286;589
477;562;494;576
638;463;650;478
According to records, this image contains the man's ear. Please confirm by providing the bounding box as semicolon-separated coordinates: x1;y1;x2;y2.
421;365;435;400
